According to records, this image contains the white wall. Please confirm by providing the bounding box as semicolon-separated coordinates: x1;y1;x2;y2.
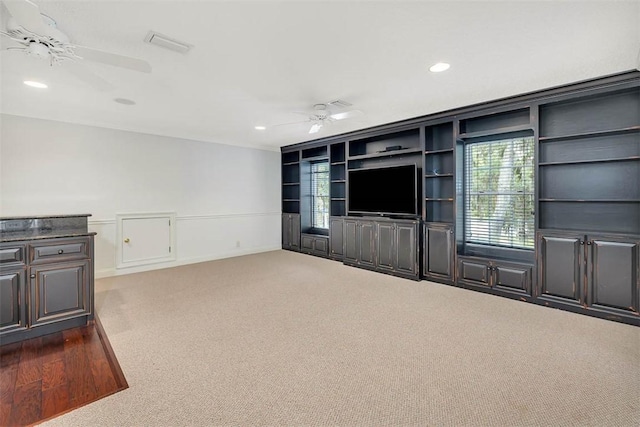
0;114;282;277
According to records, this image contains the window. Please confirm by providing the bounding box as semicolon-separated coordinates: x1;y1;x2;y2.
465;135;535;249
311;161;330;229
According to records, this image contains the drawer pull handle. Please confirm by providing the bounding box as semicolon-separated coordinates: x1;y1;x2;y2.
58;249;64;254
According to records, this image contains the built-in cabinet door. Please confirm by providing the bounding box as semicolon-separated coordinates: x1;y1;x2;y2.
493;262;532;294
588;235;639;314
329;217;344;258
424;224;454;281
537;232;584;304
458;257;491;288
376;223;395;271
282;214;291;249
290;215;301;251
395;223;418;276
344;220;358;263
281;214;301;251
29;260;90;327
359;221;376;268
0;267;27;334
300;235;314;253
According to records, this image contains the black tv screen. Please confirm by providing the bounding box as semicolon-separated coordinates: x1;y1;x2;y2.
348;165;417;215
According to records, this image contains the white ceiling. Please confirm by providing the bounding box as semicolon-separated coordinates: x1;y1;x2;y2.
1;1;639;151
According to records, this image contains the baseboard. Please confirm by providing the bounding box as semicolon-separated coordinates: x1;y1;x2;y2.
95;245;281;278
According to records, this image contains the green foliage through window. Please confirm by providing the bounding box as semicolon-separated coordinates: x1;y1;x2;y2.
311;161;330;229
465;135;534;249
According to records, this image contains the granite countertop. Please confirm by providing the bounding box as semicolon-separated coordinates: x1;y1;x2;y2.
0;229;97;242
0;214;95;242
0;214;92;220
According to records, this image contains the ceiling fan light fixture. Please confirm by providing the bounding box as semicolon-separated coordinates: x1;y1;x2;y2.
429;62;451;73
309;123;323;134
23;80;47;89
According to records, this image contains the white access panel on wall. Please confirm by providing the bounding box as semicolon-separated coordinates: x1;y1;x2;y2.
116;212;176;268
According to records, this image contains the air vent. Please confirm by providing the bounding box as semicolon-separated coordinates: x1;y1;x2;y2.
144;31;192;54
328;100;352;108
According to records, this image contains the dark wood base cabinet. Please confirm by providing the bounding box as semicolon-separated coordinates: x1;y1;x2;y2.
1;230;96;345
536;230;640;325
343;217;419;280
423;223;455;283
329;217;344;260
457;256;533;299
281;213;301;252
301;234;329;258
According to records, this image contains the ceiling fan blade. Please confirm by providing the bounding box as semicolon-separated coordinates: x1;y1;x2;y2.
272;120;310;127
3;0;49;34
74;46;152;73
0;30;30;45
329;110;364;121
309;123;323;134
64;61;115;91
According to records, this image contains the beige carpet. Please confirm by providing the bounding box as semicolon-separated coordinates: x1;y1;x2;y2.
43;250;639;426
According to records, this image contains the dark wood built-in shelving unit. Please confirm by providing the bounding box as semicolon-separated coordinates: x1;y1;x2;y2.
281;70;640;326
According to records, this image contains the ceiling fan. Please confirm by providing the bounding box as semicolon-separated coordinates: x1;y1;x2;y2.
277;101;363;134
0;0;151;91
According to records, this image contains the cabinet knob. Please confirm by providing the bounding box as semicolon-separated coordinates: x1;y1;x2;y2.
58;249;64;254
124;238;130;243
30;274;35;279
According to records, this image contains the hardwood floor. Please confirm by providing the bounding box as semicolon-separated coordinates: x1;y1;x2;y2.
0;316;128;426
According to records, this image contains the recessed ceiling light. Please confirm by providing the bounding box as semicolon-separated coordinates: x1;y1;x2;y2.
429;62;450;73
255;126;266;130
114;98;136;105
23;80;47;89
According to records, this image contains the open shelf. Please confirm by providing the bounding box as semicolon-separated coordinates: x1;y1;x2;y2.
539;157;640;166
282;151;299;164
425;199;454;223
330;181;346;199
538;160;639;200
424;152;454;176
301;146;328;159
539;88;640;139
348;147;423;161
458;124;533;140
538;131;639;165
425;173;454;178
330;200;346;217
538;201;640;234
282;163;300;184
425;148;454;155
282;200;300;214
538;126;640;142
459;108;530;136
330;142;346;163
348;128;421;158
539;199;640;203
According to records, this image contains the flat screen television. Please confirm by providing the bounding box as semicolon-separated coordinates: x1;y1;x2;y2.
348;165;417;216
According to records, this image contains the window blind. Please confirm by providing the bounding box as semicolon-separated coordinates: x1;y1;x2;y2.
464;135;535;249
311;161;330;229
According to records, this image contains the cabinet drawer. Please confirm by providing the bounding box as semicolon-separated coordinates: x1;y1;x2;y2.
29;237;90;264
0;245;25;265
